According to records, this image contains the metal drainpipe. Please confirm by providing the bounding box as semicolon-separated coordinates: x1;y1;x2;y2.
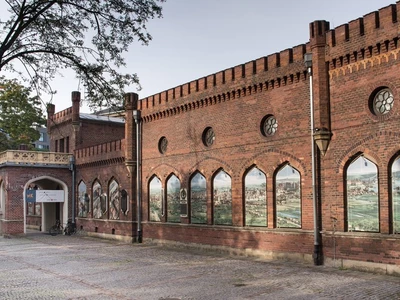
307;63;322;265
133;110;142;243
69;155;76;225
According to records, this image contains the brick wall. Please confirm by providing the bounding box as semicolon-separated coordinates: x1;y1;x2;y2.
75;150;135;238
137;1;400;266
30;1;400;268
0;167;71;235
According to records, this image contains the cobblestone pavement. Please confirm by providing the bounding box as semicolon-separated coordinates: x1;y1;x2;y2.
1;232;400;300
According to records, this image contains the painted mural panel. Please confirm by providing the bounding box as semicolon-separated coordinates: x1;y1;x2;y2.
109;179;120;220
167;175;181;223
149;177;162;222
27;202;34;215
35;203;41;216
213;170;232;225
93;181;105;219
245;167;267;227
190;173;207;224
78;181;89;217
347;156;379;232
276;165;301;228
392;158;400;233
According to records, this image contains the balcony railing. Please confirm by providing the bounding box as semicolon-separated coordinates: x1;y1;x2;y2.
0;150;71;167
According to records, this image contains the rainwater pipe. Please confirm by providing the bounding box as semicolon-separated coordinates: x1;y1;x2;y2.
133;110;142;243
304;53;322;265
69;155;76;225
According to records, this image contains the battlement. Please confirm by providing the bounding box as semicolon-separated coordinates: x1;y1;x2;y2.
51;106;73;124
75;139;125;165
325;2;398;49
138;43;308;111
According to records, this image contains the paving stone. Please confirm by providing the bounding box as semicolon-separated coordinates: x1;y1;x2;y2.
1;232;400;300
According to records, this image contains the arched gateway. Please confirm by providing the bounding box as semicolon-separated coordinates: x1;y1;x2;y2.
24;176;69;234
0;150;72;235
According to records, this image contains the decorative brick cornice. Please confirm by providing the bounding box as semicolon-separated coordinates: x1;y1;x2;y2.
329;48;400;80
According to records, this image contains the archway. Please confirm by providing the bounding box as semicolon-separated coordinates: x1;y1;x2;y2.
23;176;69;234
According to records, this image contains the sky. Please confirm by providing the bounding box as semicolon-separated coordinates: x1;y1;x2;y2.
2;0;397;113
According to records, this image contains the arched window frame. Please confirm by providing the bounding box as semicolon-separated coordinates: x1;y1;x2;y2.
275;164;302;229
166;174;181;223
345;155;379;232
92;179;106;219
390;154;400;233
212;169;232;226
109;178;120;220
244;166;267;227
149;176;163;222
190;171;207;224
77;180;89;218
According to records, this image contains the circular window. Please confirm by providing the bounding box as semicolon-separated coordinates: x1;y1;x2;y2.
261;115;278;136
372;88;394;116
202;127;215;147
158;137;168;154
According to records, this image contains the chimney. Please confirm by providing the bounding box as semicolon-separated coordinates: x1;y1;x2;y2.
71;91;81;132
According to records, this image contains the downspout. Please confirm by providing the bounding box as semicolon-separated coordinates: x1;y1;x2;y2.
69;155;76;225
305;53;322;265
133;110;142;243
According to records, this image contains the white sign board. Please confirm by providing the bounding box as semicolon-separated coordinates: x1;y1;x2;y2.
36;190;65;203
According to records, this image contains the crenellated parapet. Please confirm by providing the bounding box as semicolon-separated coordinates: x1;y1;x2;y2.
74;139;125;166
50;106;74;125
326;2;399;68
139;43;310;121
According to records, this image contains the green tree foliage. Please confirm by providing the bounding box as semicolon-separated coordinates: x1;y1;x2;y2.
0;0;165;108
0;76;46;151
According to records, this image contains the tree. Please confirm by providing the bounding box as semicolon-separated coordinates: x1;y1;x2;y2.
0;76;46;151
0;0;165;108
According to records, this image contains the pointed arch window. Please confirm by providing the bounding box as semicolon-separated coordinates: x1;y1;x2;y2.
392;157;400;233
213;170;232;225
78;181;89;218
190;172;207;224
109;179;120;220
275;165;301;228
167;175;181;223
149;176;163;222
346;156;379;232
245;167;267;227
93;180;106;219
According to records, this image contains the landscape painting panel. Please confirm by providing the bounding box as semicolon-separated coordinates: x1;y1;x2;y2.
92;181;103;219
393;158;400;233
347;156;379;232
213;170;232;225
109;179;120;220
245;167;267;226
78;181;88;217
191;173;207;224
149;177;162;222
167;175;181;223
276;165;301;228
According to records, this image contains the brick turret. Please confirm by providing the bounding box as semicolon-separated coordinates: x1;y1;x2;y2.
309;20;331;132
124;92;138;176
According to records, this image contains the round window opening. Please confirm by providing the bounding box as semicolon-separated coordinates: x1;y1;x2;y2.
158;137;168;154
202;127;215;147
372;88;394;116
261;115;278;136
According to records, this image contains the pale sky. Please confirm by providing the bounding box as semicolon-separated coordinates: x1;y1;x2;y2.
3;0;397;113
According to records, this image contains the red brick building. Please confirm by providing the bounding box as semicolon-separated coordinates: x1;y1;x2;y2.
1;1;400;274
